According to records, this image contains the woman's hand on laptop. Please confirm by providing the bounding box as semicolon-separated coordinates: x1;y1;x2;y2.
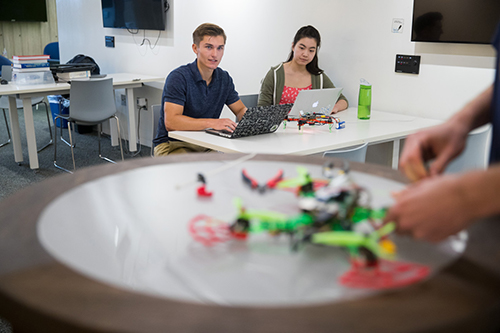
330;100;348;114
209;118;237;132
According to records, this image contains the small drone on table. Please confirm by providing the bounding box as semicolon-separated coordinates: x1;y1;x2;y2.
285;111;345;131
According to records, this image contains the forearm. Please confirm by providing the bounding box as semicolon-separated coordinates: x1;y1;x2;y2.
449;85;493;133
165;114;218;131
228;100;247;122
233;107;247;121
458;165;500;221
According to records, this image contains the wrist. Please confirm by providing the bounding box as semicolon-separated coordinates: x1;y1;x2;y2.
458;168;500;221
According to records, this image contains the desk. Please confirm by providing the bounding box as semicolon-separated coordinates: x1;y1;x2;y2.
0;73;163;169
170;108;442;169
0;154;499;332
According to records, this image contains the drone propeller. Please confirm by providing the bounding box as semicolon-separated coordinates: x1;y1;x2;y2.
374;221;396;238
311;222;397;260
233;197;244;213
277;166;312;189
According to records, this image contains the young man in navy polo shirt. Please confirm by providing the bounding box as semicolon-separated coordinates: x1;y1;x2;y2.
153;23;247;156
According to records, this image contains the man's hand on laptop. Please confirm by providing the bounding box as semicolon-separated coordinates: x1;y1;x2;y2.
208;118;237;132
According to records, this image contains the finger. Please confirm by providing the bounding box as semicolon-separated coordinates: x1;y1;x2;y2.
428;149;454;176
411;161;429;180
391;189;403;199
402;161;428;182
382;206;397;226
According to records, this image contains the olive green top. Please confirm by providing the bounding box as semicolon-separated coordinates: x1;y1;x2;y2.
257;62;348;107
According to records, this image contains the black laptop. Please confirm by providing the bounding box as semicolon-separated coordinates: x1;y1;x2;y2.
205;104;293;139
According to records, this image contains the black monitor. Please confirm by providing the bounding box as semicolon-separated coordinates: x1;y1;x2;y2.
0;0;47;22
412;0;500;44
101;0;166;31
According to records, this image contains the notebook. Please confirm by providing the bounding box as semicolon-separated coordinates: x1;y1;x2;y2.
205;104;293;139
289;87;343;115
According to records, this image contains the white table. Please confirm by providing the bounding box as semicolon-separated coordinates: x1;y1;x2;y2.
0;73;164;169
169;108;443;169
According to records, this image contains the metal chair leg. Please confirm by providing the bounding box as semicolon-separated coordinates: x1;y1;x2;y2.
98;116;124;163
37;101;54;152
68;122;76;171
53;115;73;174
55;116;124;173
53;116;69;173
53;100;74;148
0;109;11;148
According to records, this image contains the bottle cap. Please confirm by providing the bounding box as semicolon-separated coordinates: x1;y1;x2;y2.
360;78;371;86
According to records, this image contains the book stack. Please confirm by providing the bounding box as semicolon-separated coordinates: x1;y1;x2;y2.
12;55;51;73
11;55;55;85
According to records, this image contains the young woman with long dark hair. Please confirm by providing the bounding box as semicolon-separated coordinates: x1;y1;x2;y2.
258;25;348;113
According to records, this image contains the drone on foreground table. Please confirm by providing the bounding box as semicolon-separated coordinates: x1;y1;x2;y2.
191;162;393;264
188;161;430;289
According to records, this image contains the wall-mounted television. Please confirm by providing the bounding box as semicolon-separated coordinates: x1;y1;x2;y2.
412;0;500;44
101;0;166;31
0;0;47;22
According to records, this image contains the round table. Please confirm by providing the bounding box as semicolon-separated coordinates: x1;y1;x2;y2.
1;154;500;333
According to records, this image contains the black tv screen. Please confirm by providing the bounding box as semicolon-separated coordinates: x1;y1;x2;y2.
0;0;47;22
412;0;500;44
101;0;166;31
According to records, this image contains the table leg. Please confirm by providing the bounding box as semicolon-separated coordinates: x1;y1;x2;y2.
7;96;23;163
126;87;137;152
109;118;118;146
392;139;400;170
22;97;39;169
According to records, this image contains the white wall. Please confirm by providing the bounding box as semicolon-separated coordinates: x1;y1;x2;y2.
56;0;496;147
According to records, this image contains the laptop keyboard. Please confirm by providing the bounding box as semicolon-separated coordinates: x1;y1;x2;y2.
232;104;293;138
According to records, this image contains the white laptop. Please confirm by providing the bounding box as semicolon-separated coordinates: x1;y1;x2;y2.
289;87;343;115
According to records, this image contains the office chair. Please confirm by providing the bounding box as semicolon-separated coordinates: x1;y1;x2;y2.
0;55;11;71
323;142;369;163
43;42;60;65
233;94;259;122
151;104;162;157
53;77;124;173
445;125;491;174
239;94;259;108
0;96;53;152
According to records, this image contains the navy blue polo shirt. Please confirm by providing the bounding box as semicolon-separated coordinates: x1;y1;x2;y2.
490;23;500;163
153;59;240;145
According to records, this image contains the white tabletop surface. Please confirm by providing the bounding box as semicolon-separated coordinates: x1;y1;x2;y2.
37;160;464;306
0;73;162;96
0;73;164;169
169;108;443;155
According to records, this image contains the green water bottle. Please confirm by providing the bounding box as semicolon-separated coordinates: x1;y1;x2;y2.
358;78;372;119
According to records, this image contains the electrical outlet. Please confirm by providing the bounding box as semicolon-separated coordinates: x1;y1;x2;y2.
136;97;147;108
121;95;126;106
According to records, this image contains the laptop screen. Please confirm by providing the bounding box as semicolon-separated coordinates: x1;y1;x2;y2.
289;87;343;115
